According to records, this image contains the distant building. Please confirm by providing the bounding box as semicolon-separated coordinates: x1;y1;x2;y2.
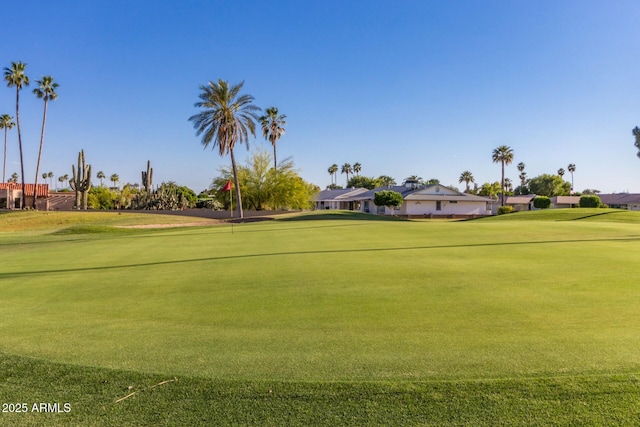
315;183;493;218
0;183;50;210
598;193;640;211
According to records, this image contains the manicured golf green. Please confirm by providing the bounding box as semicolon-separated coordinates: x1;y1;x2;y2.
1;209;640;425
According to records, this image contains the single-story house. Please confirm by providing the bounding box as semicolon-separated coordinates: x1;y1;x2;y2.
551;196;581;209
503;195;535;212
598;193;640;211
314;188;369;211
0;183;50;210
317;183;493;217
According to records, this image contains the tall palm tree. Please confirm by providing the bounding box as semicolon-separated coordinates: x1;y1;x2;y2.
58;175;64;190
341;163;352;185
31;76;59;208
567;163;576;193
633;127;640;157
62;173;69;189
259;106;286;170
189;79;260;219
110;173;119;189
516;161;527;191
10;172;18;183
97;170;105;187
328;164;338;186
491;145;514;206
47;171;53;188
458;170;474;193
0;114;15;182
4;61;29;208
353;162;362;176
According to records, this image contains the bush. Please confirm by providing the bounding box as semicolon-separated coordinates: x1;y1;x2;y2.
88;186;115;210
579;195;601;208
497;205;514;215
533;196;551;209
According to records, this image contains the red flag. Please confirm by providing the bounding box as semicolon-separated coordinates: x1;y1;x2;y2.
222;180;232;192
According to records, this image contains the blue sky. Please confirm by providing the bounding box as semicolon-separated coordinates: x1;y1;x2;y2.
2;0;639;193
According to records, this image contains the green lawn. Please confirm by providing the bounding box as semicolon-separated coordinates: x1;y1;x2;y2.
1;209;640;425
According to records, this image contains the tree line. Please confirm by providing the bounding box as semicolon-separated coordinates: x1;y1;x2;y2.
324;146;583;201
1;61;58;209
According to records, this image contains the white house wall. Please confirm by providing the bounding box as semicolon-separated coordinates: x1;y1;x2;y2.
404;200;488;215
366;200;488;216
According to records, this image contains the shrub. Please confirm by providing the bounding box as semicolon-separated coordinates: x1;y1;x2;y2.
497;205;514;215
580;195;601;208
533;196;551;209
374;190;403;211
88;186;115;210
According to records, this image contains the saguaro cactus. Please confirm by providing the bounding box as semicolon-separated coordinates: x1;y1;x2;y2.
70;149;92;210
142;160;153;193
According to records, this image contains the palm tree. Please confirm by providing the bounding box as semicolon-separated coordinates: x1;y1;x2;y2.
504;177;513;193
47;171;53;188
516;161;527;191
458;170;474;193
353;162;362;176
341;163;352;185
110;173;119;189
31;76;59;208
567;163;576;193
58;175;64;190
634;127;640;157
0;114;15;182
189;79;260;219
491;145;514;206
4;61;29;208
10;172;18;183
557;168;565;178
97;170;105;187
259;107;286;170
62;174;69;189
328;164;338;186
376;175;396;186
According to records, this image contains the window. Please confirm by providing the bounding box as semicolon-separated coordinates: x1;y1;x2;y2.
436;201;442;211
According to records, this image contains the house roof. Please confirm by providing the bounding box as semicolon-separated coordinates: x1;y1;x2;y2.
0;183;49;197
315;188;369;201
504;195;535;205
598;193;640;205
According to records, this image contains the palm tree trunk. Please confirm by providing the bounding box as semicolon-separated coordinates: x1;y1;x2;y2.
3;128;7;183
32;99;49;209
501;162;505;206
15;88;26;209
230;148;243;219
273;145;277;171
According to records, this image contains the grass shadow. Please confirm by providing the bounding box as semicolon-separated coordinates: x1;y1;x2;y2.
3;236;639;279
